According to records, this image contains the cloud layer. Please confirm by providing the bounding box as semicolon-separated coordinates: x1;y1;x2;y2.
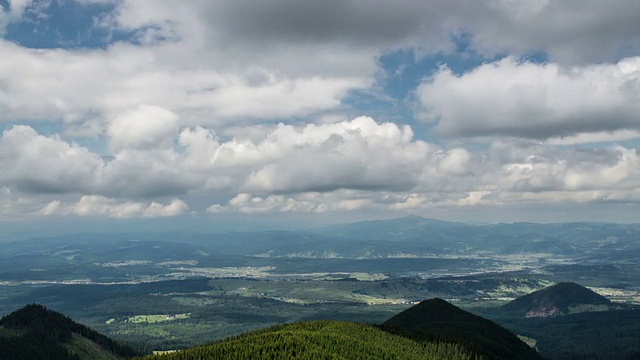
2;117;639;219
418;57;640;139
1;1;640;220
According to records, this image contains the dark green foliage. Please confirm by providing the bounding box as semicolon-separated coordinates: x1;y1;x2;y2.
136;320;479;360
382;298;543;360
0;332;81;360
0;304;140;359
498;309;640;360
627;350;640;360
500;282;611;317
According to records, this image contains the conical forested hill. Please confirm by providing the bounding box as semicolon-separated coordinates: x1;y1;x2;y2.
382;298;543;360
0;304;139;360
135;320;478;360
500;282;612;318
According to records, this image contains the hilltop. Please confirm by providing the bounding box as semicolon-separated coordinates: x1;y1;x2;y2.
500;282;612;318
0;304;139;360
382;298;543;360
129;298;545;359
134;320;477;360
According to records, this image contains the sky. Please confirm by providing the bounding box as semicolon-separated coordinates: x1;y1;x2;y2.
1;0;640;233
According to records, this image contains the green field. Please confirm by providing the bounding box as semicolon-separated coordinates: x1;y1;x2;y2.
107;313;191;324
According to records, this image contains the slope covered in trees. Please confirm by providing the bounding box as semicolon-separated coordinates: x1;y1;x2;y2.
500;282;612;317
1;301;549;359
497;308;640;360
0;304;139;360
136;320;478;360
382;298;542;360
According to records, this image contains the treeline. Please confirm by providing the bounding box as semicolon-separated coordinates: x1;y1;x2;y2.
137;320;479;360
0;333;81;360
500;308;640;360
0;304;140;359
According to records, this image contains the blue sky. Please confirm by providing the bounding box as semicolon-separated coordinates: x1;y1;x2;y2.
1;0;640;231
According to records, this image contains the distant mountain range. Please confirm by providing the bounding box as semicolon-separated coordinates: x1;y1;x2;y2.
218;215;640;259
3;216;640;261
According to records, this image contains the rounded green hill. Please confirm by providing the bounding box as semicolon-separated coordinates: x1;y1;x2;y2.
138;320;476;360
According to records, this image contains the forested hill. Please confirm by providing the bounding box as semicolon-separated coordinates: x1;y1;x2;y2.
382;298;543;360
135;299;543;360
2;301;544;360
135;320;478;360
0;304;140;360
500;282;612;318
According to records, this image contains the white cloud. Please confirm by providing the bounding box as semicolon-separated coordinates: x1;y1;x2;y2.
208;75;369;120
0;125;104;194
5;0;624;144
4;1;640;223
548;130;640;145
0;39;370;134
2;1;639;143
39;196;188;218
205;134;640;214
0;186;47;219
436;148;471;176
224;117;431;193
7;0;34;18
207;193;319;214
108;104;178;151
2;118;640;219
0;125;198;199
208;191;380;214
418;56;640;139
100;148;198;198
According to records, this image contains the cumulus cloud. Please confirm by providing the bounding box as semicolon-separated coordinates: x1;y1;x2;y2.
0;126;104;194
2;117;640;219
173;117;432;194
4;0;640;222
39;196;188;218
108;0;640;65
0;125;197;200
466;0;640;64
207;137;640;214
100;148;198;198
0;186;49;220
208;191;381;214
0;39;370;135
207;193;319;214
436;148;471;176
418;57;640;140
108;104;178;151
0;117;432;201
2;1;639;142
